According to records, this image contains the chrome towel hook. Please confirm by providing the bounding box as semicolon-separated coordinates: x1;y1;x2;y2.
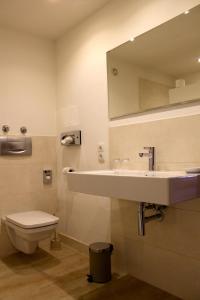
20;126;27;134
2;125;10;134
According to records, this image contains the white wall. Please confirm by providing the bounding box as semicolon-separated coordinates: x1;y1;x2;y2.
56;0;200;245
0;28;57;257
0;27;56;136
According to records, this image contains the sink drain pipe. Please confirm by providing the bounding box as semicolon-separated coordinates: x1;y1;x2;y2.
138;203;167;236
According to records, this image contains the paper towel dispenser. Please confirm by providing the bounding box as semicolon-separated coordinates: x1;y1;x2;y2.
0;136;32;156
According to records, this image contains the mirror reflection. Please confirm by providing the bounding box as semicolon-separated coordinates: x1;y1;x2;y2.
107;5;200;119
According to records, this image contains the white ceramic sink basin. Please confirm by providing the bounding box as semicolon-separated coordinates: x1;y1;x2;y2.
66;169;200;205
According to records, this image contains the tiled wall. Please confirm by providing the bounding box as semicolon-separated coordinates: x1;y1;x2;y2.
0;136;57;257
110;114;200;299
56;139;111;244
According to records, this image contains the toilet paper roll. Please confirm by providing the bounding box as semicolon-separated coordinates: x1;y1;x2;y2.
62;167;74;175
61;136;74;145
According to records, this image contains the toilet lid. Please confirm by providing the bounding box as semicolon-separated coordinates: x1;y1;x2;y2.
6;211;59;229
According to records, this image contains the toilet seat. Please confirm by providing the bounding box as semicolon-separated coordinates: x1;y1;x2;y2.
6;220;57;233
6;211;59;229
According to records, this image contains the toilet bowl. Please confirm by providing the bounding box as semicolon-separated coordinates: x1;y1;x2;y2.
5;211;59;254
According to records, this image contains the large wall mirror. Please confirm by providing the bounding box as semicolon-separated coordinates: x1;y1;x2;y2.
107;5;200;119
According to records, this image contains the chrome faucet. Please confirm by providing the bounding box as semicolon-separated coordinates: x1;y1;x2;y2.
139;146;155;171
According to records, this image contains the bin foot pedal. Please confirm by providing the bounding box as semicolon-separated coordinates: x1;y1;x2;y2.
87;274;93;282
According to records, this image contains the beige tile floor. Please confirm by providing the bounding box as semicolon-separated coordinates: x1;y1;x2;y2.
0;241;181;300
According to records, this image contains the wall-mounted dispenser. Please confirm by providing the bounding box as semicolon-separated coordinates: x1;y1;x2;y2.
0;136;32;156
61;130;81;146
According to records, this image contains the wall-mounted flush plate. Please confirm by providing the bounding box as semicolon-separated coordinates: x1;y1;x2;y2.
43;169;52;184
61;130;81;146
0;136;32;156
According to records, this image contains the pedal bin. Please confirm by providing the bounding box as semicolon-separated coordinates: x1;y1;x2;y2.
87;242;113;283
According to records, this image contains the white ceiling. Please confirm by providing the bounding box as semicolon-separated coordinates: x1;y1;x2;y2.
0;0;111;39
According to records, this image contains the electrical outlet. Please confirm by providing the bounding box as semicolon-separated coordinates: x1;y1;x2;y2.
97;143;104;152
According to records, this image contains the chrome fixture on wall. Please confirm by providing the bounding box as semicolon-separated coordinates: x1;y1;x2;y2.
112;67;118;76
61;130;81;146
139;146;155;171
43;169;52;184
2;125;28;134
20;126;27;134
2;125;10;134
0;136;32;156
138;202;167;236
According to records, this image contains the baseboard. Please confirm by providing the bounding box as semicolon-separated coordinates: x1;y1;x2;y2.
58;233;89;255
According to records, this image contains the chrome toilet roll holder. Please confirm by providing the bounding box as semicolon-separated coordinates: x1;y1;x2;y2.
60;130;81;146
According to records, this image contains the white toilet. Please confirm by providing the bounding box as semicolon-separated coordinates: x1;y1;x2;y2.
5;210;59;254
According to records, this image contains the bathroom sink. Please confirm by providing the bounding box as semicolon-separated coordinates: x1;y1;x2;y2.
66;170;200;205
